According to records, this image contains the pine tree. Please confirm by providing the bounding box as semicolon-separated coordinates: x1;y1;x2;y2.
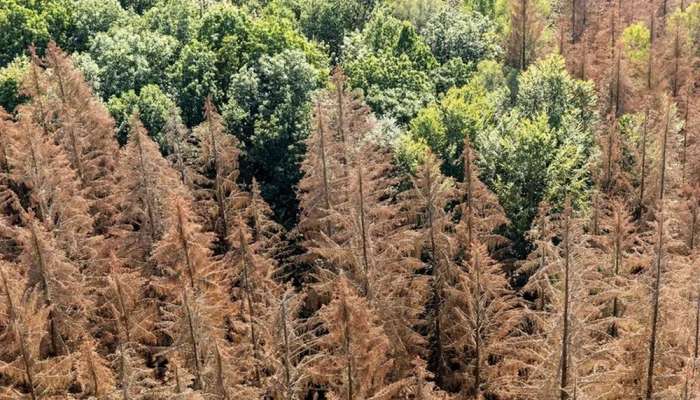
508;0;544;70
0;262;73;398
12;216;92;356
450;241;522;398
226;222;283;388
308;274;394;399
400;151;458;388
111;114;187;266
3;117;98;265
455;136;508;256
150;195;223;296
193;97;244;253
41;43;119;231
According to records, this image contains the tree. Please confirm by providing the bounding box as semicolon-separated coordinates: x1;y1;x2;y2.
299;0;376;59
192;97;243;253
0;55;29;112
111;115;187;265
223;49;320;225
507;0;544;70
2;115;98;264
71;0;127;51
41;43;119;231
0;264;73;398
0;1;50;65
451;241;522;398
399;150;457;388
309;274;394;399
167;40;221;126
107;84;181;148
226;222;283;387
88;25;178;98
420;6;501;65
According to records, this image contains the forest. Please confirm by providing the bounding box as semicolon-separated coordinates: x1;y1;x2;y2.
0;0;698;398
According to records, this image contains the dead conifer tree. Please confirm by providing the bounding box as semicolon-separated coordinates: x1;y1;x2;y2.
12;216;92;356
41;43;119;231
226;222;283;388
455;136;508;256
399;151;459;388
308;274;394;399
193;97;244;253
111;114;187;266
519;203;606;399
3;117;98;265
507;0;544;70
451;241;523;399
151;195;223;296
0;264;73;398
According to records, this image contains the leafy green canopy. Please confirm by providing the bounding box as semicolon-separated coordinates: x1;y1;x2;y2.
399;55;597;255
222;49;320;225
342;5;501;124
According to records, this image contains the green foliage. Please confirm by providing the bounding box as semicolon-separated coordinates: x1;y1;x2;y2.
0;55;29;113
107;84;179;147
420;6;501;65
197;3;251;49
200;3;326;90
118;0;157;14
299;0;376;58
71;0;128;51
88;25;178;98
343;8;437;123
167;39;220;126
0;1;51;65
621;22;650;65
400;60;507;176
70;51;101;93
390;0;445;32
515;54;596;131
222;49;320;225
401;56;595;255
143;0;199;43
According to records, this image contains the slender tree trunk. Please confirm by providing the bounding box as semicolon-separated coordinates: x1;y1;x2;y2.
183;290;204;390
356;165;370;297
18;326;37;400
658;102;671;201
637;108;650;219
645;213;665;400
240;232;261;385
210;119;229;251
520;0;528;70
135;133;158;242
560;210;572;400
175;203;196;290
316;102;333;237
473;252;482;399
280;297;293;400
341;295;353;400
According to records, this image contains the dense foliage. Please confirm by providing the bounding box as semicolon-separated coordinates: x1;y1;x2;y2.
0;0;698;397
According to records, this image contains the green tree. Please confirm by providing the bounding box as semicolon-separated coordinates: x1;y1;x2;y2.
167;39;220;126
107;84;180;148
88;24;178;98
0;1;50;65
299;0;376;59
343;8;437;123
223;49;320;225
143;0;199;43
118;0;157;14
0;55;29;112
70;0;128;51
420;6;501;65
401;60;508;176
